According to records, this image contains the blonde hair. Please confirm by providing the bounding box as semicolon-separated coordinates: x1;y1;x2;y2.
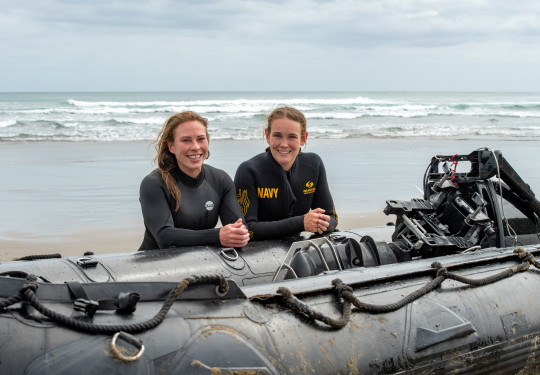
266;106;307;136
154;111;209;213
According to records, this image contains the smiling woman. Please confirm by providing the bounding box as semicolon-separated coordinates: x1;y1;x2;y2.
167;120;210;179
138;111;249;250
234;106;338;240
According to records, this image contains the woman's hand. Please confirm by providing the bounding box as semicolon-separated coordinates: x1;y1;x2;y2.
219;218;250;247
304;208;331;234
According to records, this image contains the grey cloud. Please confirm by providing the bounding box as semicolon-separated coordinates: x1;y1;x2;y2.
3;0;540;46
1;0;540;91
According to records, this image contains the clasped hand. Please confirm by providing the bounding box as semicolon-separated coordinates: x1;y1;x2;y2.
304;208;330;234
219;218;249;248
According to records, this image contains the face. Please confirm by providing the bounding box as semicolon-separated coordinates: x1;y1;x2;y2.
265;117;307;171
167;120;209;178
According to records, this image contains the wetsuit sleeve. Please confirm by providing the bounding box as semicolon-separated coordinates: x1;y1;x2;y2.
217;172;246;226
139;174;221;248
235;163;304;240
312;158;339;231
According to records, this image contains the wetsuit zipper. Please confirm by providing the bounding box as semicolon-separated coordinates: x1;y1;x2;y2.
286;169;292;217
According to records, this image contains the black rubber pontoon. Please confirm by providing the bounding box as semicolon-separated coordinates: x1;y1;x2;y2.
1;148;540;374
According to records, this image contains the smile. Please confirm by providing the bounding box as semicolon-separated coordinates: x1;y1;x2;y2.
277;149;291;155
188;154;202;160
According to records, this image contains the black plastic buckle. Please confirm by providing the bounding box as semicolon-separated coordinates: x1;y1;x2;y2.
73;298;99;316
116;292;140;315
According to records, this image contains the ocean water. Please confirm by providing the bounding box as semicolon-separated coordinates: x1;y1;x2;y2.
2;91;540;142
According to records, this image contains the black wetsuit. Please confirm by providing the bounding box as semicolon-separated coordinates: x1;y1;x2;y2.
139;165;244;250
234;150;338;240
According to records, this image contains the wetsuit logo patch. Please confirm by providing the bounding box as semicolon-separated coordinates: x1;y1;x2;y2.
303;181;316;195
257;187;278;199
205;201;214;211
237;189;250;216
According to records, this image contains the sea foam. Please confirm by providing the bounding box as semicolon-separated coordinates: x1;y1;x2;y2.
2;92;540;142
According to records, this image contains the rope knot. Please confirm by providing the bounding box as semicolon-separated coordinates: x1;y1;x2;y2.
276;286;292;299
431;262;448;278
514;248;536;266
20;274;39;294
523;253;534;265
332;278;353;298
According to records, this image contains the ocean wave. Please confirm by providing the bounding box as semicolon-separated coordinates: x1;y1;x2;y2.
3;92;540;142
66;96;383;107
2;117;540;141
0;119;17;128
108;117;165;125
9;106;540;119
2;133;538;142
327;123;540;139
7;98;540;120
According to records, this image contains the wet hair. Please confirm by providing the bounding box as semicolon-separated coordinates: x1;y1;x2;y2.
154;111;209;213
265;106;307;151
266;106;307;136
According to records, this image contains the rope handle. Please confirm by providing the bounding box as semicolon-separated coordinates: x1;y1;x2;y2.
276;248;539;329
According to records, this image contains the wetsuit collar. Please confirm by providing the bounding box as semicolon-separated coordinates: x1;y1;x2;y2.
265;149;299;173
173;165;206;188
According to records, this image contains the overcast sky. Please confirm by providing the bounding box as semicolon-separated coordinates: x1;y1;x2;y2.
1;0;540;92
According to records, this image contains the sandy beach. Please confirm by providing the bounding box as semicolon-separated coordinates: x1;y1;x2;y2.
1;138;539;261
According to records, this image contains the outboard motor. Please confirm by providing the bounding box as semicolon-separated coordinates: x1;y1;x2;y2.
385;148;540;258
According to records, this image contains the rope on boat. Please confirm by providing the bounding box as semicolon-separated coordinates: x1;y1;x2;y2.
276;247;539;329
1;248;538;332
0;273;228;335
16;253;62;261
277;286;351;328
0;293;24;310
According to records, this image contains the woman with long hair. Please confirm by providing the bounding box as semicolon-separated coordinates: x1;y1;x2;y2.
139;111;249;250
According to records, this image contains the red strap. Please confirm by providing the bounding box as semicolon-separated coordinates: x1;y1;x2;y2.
450;154;458;186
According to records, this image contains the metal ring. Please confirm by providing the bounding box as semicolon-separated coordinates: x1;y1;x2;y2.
110;331;145;362
220;248;238;261
215;285;228;297
76;256;98;268
76;257;92;266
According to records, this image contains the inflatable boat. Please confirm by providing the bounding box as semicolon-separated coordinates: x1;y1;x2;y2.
1;148;540;374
